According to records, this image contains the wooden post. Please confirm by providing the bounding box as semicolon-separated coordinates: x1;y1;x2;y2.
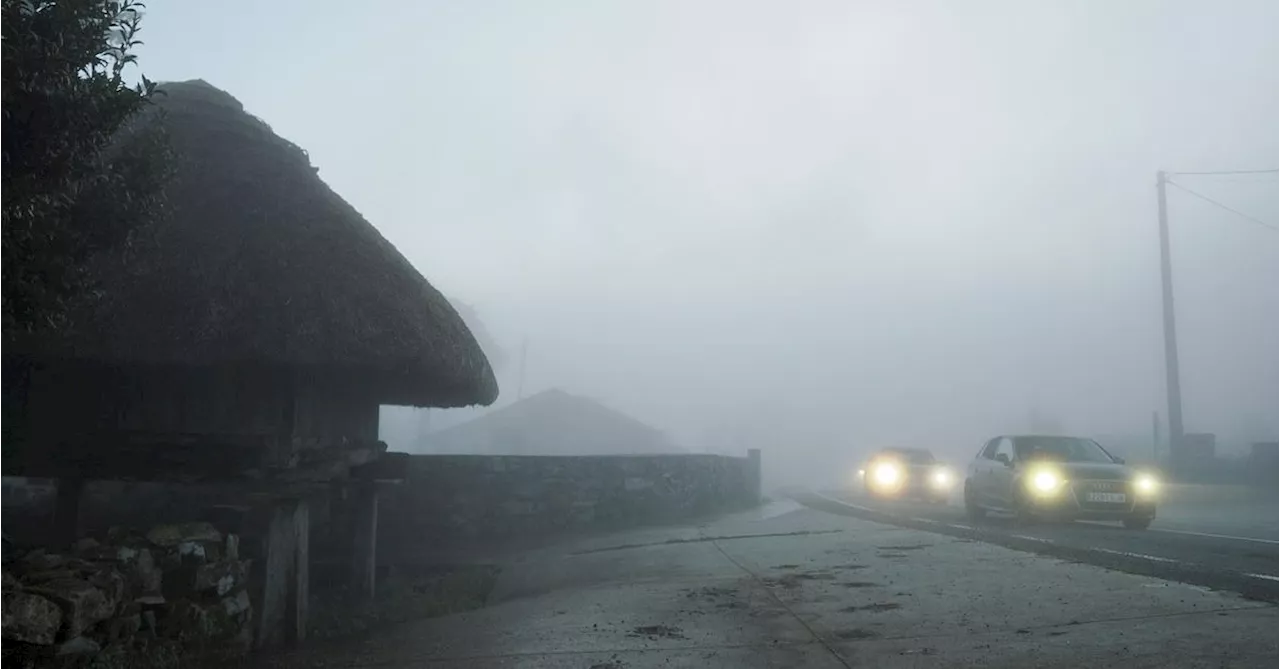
53;476;84;548
350;482;378;600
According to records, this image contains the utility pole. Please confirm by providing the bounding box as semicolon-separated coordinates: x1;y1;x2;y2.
1156;170;1185;466
1151;410;1161;465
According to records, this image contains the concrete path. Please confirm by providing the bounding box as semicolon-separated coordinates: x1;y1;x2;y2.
266;500;1277;668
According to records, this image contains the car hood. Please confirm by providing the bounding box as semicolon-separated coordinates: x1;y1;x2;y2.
1031;461;1131;481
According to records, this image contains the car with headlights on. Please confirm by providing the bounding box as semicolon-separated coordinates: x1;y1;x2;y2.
858;447;955;503
963;435;1159;529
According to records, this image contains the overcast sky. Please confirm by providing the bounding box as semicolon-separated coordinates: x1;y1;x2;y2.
137;0;1277;474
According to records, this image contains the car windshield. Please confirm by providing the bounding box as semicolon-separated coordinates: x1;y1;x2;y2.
882;449;935;464
1014;437;1114;464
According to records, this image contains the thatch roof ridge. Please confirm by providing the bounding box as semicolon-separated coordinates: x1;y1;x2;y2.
31;79;497;408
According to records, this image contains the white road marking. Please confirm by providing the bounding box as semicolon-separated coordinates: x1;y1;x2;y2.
909;517;939;524
1010;534;1054;543
1149;527;1279;545
1245;573;1280;582
945;524;974;531
1092;547;1178;563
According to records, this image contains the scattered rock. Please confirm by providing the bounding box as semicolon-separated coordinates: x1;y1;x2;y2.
146;523;221;548
2;589;63;644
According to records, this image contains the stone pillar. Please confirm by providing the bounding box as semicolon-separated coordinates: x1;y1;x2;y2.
250;498;308;649
287;500;309;645
52;476;84;548
350;482;378;601
747;449;762;506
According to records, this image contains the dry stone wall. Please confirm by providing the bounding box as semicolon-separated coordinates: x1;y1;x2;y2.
379;452;761;556
2;521;252;667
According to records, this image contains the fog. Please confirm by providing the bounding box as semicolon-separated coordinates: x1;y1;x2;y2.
139;1;1277;486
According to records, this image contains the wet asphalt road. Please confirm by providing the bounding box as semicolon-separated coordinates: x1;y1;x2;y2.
798;487;1279;603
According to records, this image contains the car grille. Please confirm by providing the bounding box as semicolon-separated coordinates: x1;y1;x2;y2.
1072;479;1134;511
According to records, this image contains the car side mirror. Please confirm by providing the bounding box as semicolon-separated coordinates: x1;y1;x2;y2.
994;453;1012;467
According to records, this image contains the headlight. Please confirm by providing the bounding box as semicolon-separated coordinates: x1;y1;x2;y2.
872;462;901;486
931;468;953;488
1134;474;1159;496
1028;468;1064;495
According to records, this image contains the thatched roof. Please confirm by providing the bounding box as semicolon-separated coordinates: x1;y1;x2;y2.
422;388;684;455
33;80;497;408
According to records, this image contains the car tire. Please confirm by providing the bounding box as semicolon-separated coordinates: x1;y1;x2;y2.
963;482;986;521
1123;517;1152;530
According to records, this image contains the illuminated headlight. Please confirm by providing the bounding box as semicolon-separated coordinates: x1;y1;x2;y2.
1134;474;1159;496
1029;469;1064;495
872;462;901;486
931;468;953;488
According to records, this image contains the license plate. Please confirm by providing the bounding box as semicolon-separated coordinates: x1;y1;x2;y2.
1086;492;1127;504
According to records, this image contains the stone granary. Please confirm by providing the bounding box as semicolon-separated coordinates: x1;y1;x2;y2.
1;80;496;653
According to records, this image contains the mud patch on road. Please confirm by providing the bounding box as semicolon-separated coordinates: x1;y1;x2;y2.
833;563;869;570
762;571;836;589
877;552;910;559
683;585;737;601
833;628;880;640
629;624;687;640
772;564;802;569
842;602;902;612
878;544;933;551
839;581;882;588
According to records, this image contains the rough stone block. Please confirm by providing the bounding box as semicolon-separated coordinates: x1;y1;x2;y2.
25;578;114;639
2;589;63;645
54;636;100;656
146;522;221;548
193;560;250;597
3;571;22;590
220;590;251;621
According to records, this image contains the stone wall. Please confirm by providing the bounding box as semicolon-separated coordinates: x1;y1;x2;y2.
378;451;761;554
2;521;252;667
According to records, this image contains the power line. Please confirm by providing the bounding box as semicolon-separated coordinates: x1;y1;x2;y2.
1166;169;1279;176
1165;179;1278;231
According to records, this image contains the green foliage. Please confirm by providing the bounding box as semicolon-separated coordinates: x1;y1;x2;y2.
1;0;173;338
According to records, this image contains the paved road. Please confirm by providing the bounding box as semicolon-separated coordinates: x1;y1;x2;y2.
799;485;1278;603
263;501;1277;668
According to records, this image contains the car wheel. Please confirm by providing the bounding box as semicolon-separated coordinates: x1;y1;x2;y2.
1123;516;1152;530
963;482;986;521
